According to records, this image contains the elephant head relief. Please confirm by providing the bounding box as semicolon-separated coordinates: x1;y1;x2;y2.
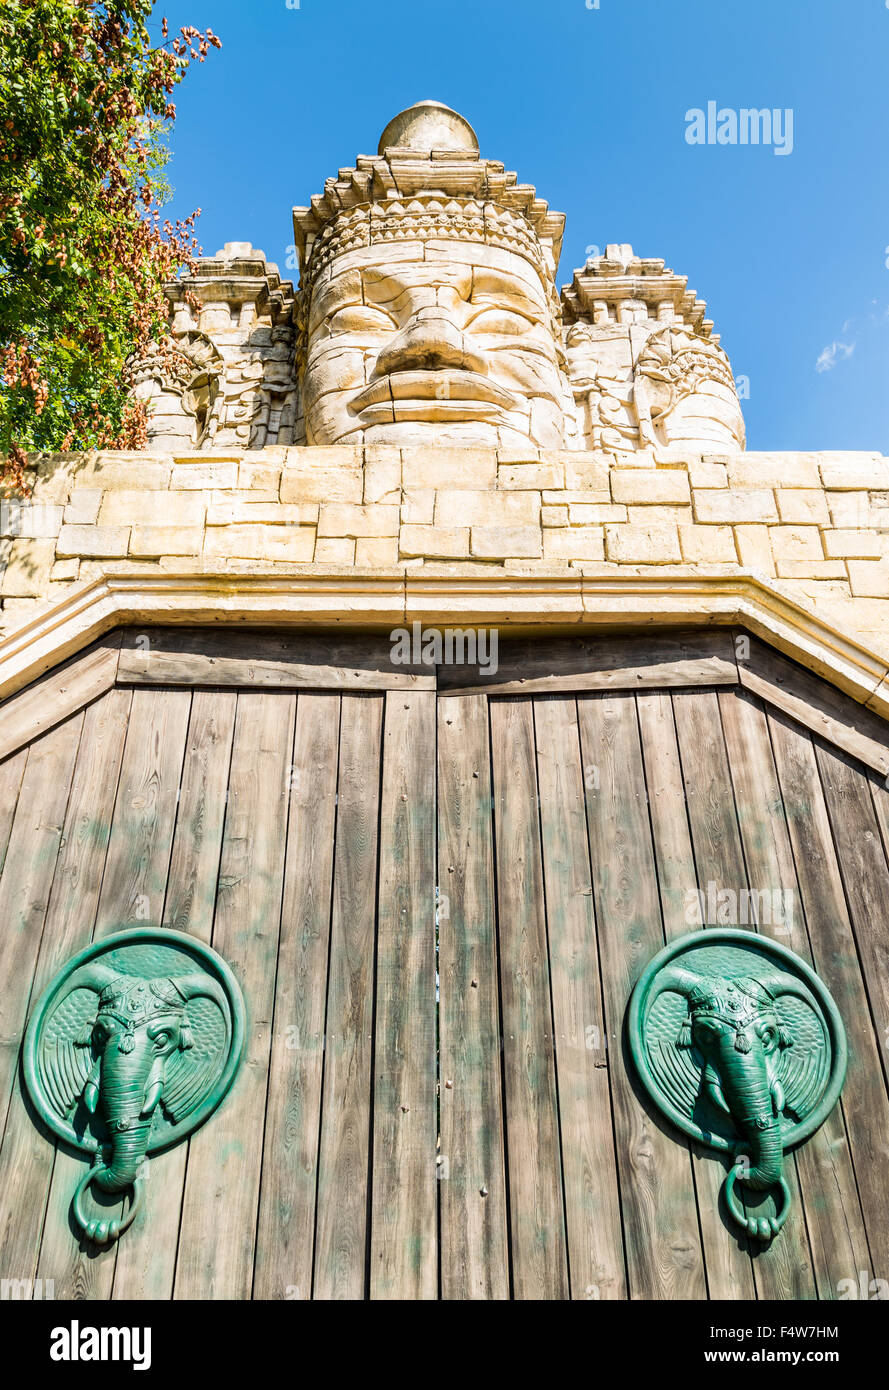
24;929;245;1246
629;929;847;1245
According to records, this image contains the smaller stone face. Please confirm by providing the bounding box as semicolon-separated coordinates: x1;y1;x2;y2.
303;241;569;449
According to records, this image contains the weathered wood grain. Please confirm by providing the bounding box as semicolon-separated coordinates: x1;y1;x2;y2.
370;691;437;1299
253;693;340;1302
0;749;27;875
439;630;738;696
534;695;627;1299
437;694;509;1300
110;691;238;1301
312;695;383;1300
174;692;294;1299
579;693;707;1300
0;635;121;761
118;626;434;691
490;698;569;1299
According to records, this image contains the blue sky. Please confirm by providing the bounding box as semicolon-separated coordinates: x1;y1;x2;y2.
159;0;889;452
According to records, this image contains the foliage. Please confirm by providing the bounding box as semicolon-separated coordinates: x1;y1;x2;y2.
0;1;220;486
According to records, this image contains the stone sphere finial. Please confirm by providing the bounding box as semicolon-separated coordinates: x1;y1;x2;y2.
377;100;479;155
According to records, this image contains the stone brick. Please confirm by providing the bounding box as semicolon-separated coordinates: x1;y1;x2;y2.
497;461;564;490
693;489;778;524
1;539;57;596
130;526;206;557
64;489;103;525
399;524;470;559
171;461;238;490
569;504;627;524
203;525;316;561
775;560;847;580
471;525;541;558
206;502;318;526
50;558;80;581
56;524;130;558
237;460;282;491
775;489;830;525
401;448;497;491
819;455;889;490
355;537;399;567
626;506;692;524
605;523;681;564
313;538;355;564
823;529;886;559
827;492;873;528
99;490;205;526
435;490;539;527
542;526;605;561
317;504;400;538
401;489;435;524
768;526;824;561
847;558;889;597
734;524;775;573
678;525;737;564
728;453;820;488
689;461;728;488
363;448;402;504
564;456;610;494
80;457;172;489
0;501;64;539
541;505;569;526
281;464;363;505
611;468;691;505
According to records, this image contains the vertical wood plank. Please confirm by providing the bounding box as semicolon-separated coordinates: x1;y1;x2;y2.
579;693;707;1300
370;691;437;1299
174;692;294;1299
253;693;340;1302
38;686;191;1299
110;690;237;1300
438;695;509;1300
312;695;383;1300
0;693;129;1298
490;698;568;1300
0;750;27;875
533;696;626;1300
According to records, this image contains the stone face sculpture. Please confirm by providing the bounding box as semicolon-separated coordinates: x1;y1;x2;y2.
24;928;245;1246
148;101;746;455
629;929;846;1245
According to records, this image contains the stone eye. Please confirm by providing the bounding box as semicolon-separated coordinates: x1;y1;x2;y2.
327;306;394;334
466;308;535;335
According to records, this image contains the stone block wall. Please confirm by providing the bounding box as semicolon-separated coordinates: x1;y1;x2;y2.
2;445;888;659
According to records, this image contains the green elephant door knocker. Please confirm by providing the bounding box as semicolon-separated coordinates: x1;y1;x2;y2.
629;929;847;1244
24;928;246;1246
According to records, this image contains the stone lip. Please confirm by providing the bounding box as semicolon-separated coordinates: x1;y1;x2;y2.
377;100;479;155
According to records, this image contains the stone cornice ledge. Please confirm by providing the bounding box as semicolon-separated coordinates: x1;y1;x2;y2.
0;564;887;720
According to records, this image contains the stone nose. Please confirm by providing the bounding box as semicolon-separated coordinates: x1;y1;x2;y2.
371;308;488;378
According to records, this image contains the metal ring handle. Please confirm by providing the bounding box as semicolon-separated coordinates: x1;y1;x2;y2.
73;1167;143;1246
724;1161;791;1242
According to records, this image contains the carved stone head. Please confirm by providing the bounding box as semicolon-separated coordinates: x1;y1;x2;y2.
292;102;573;449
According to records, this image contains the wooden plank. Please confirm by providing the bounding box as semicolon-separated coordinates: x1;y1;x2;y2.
637;691;757;1299
737;634;889;777
0;716;84;1139
0;749;27;875
38;686;190;1300
437;695;509;1300
719;689;844;1301
92;688;192;939
769;707;888;1295
253;693;340;1302
439;629;737;696
110;690;238;1301
0;635;121;761
816;742;889;1101
313;695;383;1300
533;696;627;1299
174;691;294;1299
370;691;437;1299
118;626;435;691
578;693;707;1300
489;698;568;1299
0;692;130;1298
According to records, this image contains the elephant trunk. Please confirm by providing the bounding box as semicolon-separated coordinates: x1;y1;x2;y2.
718;1051;783;1190
93;1056;155;1192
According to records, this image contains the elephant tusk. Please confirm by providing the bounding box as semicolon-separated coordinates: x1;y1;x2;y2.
141;1078;163;1118
84;1081;99;1114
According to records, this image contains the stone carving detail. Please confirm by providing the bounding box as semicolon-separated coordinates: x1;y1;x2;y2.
23;928;245;1246
141;103;746;455
629;929;846;1244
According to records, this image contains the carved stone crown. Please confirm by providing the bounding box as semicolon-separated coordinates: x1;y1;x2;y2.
95;977;188;1027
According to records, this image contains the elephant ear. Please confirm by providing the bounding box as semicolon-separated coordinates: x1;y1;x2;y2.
160;991;228;1124
37;964;118;1122
777;1026;831;1123
647;1031;703;1121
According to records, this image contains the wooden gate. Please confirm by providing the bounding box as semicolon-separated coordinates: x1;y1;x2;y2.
0;627;887;1299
